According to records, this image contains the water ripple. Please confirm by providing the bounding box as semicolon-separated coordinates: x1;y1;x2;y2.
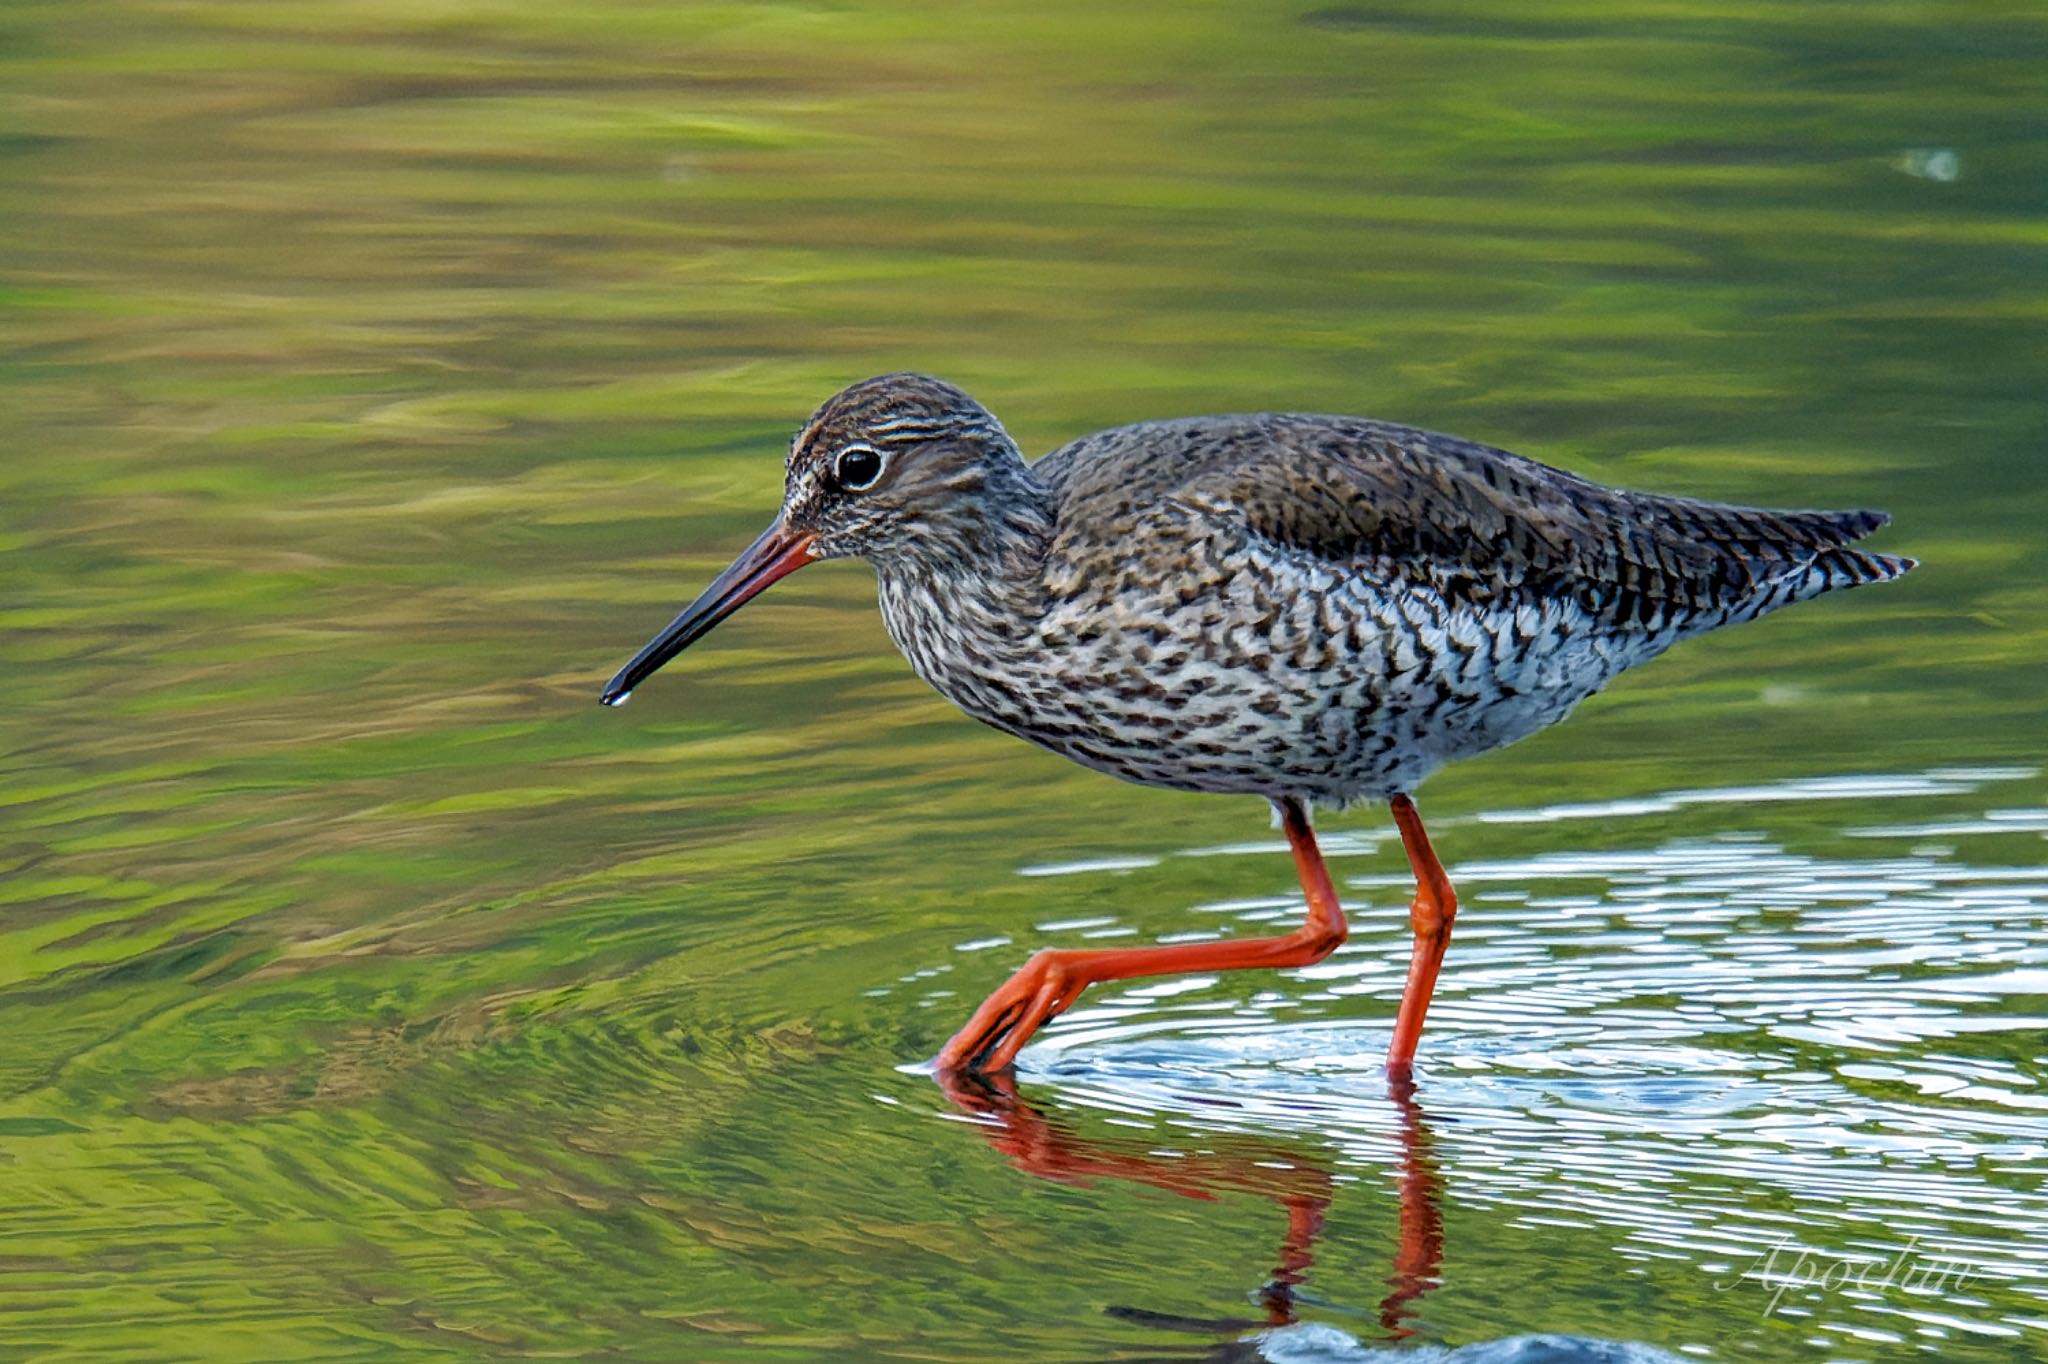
951;768;2048;1350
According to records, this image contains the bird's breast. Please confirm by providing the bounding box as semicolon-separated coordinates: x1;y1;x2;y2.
873;546;1657;803
874;568;1049;732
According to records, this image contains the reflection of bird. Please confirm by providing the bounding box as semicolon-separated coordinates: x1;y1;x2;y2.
936;1069;1687;1363
603;374;1914;1072
936;1066;1423;1339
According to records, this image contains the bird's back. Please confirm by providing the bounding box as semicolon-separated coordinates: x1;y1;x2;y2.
1032;413;1911;635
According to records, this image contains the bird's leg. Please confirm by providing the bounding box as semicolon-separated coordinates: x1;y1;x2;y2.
935;796;1347;1074
1385;792;1457;1074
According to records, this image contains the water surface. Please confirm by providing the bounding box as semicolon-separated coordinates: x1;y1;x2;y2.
3;2;2046;1360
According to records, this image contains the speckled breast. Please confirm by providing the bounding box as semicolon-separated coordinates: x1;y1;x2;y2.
875;539;1670;807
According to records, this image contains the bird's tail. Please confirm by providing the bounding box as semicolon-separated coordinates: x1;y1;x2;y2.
1776;509;1916;605
1811;544;1917;590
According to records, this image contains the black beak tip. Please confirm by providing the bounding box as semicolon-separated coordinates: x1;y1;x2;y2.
597;518;813;714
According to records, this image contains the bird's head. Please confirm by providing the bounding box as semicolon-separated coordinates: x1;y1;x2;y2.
780;372;1025;563
600;373;1040;706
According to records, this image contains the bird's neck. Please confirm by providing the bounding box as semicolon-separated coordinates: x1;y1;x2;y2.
876;453;1055;591
871;457;1054;693
974;457;1058;584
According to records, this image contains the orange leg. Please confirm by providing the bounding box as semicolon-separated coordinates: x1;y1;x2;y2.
936;796;1347;1074
1385;792;1457;1074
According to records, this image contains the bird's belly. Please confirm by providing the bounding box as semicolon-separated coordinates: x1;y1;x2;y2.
881;567;1654;807
1003;580;1643;804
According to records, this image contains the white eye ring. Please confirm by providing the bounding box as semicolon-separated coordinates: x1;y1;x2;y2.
833;444;886;491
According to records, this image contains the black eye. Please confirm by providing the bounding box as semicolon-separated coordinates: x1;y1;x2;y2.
834;446;884;491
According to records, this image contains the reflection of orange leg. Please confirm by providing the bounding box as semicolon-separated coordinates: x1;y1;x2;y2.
1386;793;1457;1074
937;1068;1332;1207
932;1067;1446;1342
937;796;1347;1074
935;1068;1335;1330
1262;1194;1327;1325
1379;1071;1444;1338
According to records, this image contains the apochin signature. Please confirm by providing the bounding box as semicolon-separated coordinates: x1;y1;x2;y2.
1716;1235;1982;1317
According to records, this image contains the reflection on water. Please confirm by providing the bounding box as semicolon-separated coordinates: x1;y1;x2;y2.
5;0;2046;1358
898;766;2048;1354
940;1068;1341;1335
937;1069;1690;1362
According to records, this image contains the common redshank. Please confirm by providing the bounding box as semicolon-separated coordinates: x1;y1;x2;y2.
601;374;1914;1075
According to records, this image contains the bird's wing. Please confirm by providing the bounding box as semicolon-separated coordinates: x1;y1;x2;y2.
1035;414;1891;621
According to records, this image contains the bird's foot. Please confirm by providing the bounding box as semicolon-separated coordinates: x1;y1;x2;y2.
934;949;1088;1074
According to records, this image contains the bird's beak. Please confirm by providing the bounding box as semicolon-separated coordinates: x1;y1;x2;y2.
600;517;819;706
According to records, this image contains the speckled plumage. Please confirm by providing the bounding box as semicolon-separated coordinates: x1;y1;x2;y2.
761;373;1913;808
599;372;1919;1072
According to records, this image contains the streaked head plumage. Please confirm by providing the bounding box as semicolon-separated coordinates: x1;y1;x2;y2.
779;373;1029;564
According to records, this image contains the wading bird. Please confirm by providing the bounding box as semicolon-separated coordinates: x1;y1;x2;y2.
601;374;1912;1075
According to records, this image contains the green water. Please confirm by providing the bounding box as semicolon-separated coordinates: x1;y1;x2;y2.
5;2;2047;1360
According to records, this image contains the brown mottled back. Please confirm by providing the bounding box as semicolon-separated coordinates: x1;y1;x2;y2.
1033;413;1905;631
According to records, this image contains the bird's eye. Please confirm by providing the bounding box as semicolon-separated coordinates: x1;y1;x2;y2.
834;446;884;491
